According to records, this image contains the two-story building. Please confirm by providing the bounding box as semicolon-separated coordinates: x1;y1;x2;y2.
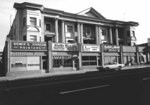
3;2;141;75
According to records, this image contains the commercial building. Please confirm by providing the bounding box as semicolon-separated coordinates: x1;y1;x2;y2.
2;2;149;76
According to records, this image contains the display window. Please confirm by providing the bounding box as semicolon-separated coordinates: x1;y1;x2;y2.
82;56;97;66
53;56;73;68
104;56;118;65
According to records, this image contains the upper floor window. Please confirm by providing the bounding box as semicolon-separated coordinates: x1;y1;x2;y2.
83;24;96;44
44;17;55;32
102;29;107;36
65;23;76;43
65;24;74;37
30;17;37;26
30;35;37;41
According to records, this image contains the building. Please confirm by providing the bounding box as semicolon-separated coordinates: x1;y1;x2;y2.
3;2;149;76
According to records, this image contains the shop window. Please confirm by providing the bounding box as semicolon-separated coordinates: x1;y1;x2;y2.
30;17;37;26
11;57;27;71
83;24;96;44
53;56;73;68
30;35;37;42
82;56;97;66
104;56;118;65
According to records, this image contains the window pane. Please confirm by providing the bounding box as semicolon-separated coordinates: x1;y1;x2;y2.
82;56;97;66
30;35;37;41
30;17;36;26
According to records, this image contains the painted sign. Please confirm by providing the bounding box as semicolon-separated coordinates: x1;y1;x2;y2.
104;45;120;52
52;43;78;51
83;45;100;52
12;41;47;51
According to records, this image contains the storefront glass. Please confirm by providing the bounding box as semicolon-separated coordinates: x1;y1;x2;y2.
104;56;118;65
82;56;97;66
53;56;73;68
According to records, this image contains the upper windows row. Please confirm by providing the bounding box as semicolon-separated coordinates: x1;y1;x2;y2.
23;17;41;27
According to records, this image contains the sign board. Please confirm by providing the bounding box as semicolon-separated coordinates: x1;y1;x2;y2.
52;43;78;51
148;38;150;46
83;45;100;52
11;41;47;51
104;45;120;52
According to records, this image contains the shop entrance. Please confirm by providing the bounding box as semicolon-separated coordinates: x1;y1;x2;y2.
42;56;47;70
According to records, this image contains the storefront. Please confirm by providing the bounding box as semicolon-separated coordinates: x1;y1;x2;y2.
51;43;78;71
138;46;148;64
10;41;47;72
81;44;100;70
122;46;136;65
103;45;120;65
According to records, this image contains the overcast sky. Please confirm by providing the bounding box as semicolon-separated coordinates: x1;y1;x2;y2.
0;0;149;50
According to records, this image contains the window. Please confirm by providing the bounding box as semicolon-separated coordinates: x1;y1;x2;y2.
102;29;107;36
23;35;26;41
44;17;55;32
82;56;97;66
53;56;73;67
30;35;37;41
65;24;74;37
30;17;37;26
104;56;118;65
65;23;75;43
83;24;96;44
45;23;51;31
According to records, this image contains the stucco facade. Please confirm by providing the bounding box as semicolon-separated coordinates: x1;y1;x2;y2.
8;2;138;46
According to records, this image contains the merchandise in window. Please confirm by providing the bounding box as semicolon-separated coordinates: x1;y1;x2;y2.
53;56;73;67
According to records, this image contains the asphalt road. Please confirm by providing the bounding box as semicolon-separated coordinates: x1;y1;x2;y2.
1;66;150;105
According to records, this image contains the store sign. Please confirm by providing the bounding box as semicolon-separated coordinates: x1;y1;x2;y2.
52;43;78;51
104;45;120;52
11;52;46;56
12;41;47;51
83;45;100;52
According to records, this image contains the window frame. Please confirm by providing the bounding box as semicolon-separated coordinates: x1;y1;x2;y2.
30;17;37;26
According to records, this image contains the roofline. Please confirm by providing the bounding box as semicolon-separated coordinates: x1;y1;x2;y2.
14;2;139;26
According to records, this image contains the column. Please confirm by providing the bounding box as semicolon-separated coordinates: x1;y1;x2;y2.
7;39;11;73
77;23;81;43
99;26;102;44
80;23;83;43
47;41;53;73
61;20;65;43
109;27;113;44
136;46;140;64
96;25;100;44
55;18;58;43
101;44;104;66
115;27;119;45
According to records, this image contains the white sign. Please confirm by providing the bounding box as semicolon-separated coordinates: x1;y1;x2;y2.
52;43;78;51
83;45;100;52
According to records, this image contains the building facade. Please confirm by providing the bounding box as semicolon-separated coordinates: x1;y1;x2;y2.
4;2;150;75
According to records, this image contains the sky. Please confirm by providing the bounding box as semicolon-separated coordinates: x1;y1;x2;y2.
0;0;150;50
